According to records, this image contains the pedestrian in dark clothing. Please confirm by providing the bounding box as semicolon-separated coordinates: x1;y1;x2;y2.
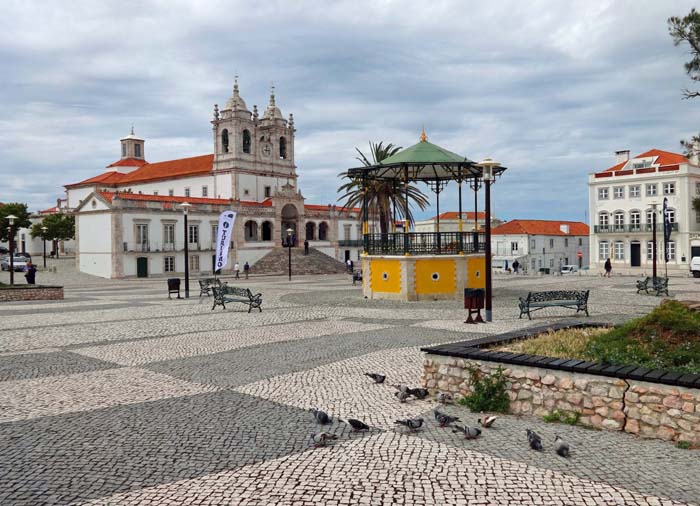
244;261;250;279
304;240;309;255
24;262;37;285
512;260;519;273
604;258;612;278
349;259;354;272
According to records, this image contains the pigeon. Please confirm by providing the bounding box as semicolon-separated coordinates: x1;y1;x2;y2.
452;425;482;439
311;432;339;447
527;429;543;451
394;418;424;431
339;418;370;432
311;409;331;425
408;387;430;400
364;373;386;384
554;435;570;457
478;416;498;428
391;384;410;394
434;409;460;427
436;392;453;404
394;390;410;403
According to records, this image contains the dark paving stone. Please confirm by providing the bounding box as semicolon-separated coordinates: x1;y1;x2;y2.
0;390;359;505
147;325;473;389
0;302;148;317
0;351;117;382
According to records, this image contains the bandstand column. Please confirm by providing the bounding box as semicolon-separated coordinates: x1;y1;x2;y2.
458;166;463;254
403;164;409;255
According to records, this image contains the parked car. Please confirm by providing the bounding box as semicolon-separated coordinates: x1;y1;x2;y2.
15;252;31;260
561;265;579;274
691;256;700;278
0;256;29;271
0;246;8;255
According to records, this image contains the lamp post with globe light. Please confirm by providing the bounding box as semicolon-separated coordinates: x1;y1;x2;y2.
41;226;48;269
478;158;501;323
6;215;17;285
180;202;192;298
286;228;293;281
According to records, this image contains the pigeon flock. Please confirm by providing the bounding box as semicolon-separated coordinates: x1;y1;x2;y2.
309;371;571;458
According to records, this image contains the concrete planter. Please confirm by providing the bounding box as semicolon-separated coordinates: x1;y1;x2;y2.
0;285;64;302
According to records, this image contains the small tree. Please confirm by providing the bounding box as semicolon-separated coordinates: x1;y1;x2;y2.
30;214;75;241
0;203;32;242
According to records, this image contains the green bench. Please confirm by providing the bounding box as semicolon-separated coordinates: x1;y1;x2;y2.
198;277;221;297
636;277;669;296
518;290;590;320
212;285;263;312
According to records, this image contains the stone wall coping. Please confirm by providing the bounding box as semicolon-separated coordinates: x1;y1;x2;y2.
0;285;64;290
421;321;700;390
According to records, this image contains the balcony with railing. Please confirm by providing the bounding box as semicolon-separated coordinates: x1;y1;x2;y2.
338;239;363;247
123;242;217;253
365;232;485;255
594;223;679;234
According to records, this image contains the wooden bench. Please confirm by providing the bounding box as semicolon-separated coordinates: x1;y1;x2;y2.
212;285;263;312
636;277;669;296
518;290;589;320
198;277;221;297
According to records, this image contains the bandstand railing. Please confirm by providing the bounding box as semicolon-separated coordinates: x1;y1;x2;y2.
364;232;485;255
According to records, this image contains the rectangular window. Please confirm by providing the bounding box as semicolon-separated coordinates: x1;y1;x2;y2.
599;241;609;260
530;239;536;249
190;255;200;272
696;210;700;223
202;186;208;197
164;256;175;272
134;143;141;157
666;209;675;223
188;224;199;244
168;189;174;196
136;224;148;248
578;238;582;246
663;182;675;195
630;211;641;230
344;225;351;241
696;181;700;195
598;188;609;200
614;241;624;260
667;241;676;261
122;144;126;157
646;209;655;224
599;213;609;226
647;242;654;260
184;188;191;197
549;258;554;268
549;238;554;248
564;238;569;247
646;184;657;197
211;224;218;242
531;259;536;270
163;224;175;249
629;185;640;198
613;186;624;199
264;186;272;198
153;191;158;196
511;242;518;252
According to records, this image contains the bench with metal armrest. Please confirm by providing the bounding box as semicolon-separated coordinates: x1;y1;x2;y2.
211;285;263;312
518;290;590;320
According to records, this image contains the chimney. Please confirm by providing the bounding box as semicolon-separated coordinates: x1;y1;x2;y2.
615;150;630;164
559;224;570;235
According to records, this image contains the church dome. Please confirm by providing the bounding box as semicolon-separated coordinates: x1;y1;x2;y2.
263;87;284;120
223;79;249;112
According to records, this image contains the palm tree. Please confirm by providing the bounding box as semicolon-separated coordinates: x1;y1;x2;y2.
338;142;430;234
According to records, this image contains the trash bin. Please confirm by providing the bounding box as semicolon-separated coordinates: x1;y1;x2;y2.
167;278;181;299
464;288;485;324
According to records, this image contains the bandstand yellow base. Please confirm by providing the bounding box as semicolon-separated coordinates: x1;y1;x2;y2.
361;254;485;301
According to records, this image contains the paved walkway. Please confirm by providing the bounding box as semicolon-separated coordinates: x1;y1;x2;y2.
1;264;699;505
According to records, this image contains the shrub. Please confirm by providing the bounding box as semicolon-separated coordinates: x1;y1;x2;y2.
459;365;510;413
542;410;580;425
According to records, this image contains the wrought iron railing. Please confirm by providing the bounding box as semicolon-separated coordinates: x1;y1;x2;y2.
338;240;363;247
594;223;679;233
364;232;485;255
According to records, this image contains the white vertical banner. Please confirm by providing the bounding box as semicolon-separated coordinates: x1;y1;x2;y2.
215;211;237;272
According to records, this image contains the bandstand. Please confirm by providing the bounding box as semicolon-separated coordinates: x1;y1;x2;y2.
346;131;506;307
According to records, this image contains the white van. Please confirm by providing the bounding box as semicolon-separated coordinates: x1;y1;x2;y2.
691;257;700;278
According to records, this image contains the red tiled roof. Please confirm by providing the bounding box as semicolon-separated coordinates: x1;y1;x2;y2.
492;220;589;236
107;158;148;168
39;206;58;214
597;149;689;174
67;154;214;188
433;211;485;220
308;204;361;212
98;191;230;206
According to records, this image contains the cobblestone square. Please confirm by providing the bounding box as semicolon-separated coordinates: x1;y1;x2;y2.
1;264;699;505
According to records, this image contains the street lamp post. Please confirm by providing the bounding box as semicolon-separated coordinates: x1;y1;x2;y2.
41;226;48;269
651;202;659;280
478;158;501;323
286;227;293;281
180;202;192;298
6;215;17;286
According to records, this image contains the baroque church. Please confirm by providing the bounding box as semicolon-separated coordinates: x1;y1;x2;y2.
66;81;363;278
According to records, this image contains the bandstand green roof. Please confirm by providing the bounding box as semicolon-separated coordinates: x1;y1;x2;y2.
346;130;506;182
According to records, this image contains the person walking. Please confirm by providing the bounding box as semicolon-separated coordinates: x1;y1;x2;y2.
304;239;309;255
604;258;612;278
244;261;250;279
234;262;240;279
24;261;37;285
512;259;519;274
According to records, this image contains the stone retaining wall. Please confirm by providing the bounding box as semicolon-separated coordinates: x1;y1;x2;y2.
423;354;700;445
0;286;64;302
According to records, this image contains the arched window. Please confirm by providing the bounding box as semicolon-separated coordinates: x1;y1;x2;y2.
318;222;329;241
279;137;287;159
598;212;609;227
221;129;229;153
306;222;316;241
629;210;641;230
613;211;625;231
242;130;251;154
261;221;273;241
244;221;258;242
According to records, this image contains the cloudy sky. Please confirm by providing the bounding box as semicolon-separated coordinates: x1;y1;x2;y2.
1;0;698;221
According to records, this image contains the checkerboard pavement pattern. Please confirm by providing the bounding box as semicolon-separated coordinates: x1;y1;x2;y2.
1;264;699;505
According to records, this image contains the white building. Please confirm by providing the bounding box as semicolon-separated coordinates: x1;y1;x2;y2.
491;219;590;273
414;211;503;233
66;81;365;279
588;149;700;275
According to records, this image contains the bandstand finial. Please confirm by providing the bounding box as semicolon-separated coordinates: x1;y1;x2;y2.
420;126;427;142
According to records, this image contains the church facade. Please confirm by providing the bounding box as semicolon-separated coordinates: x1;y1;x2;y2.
68;81;364;278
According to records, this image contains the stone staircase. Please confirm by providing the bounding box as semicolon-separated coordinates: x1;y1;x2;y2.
250;247;348;276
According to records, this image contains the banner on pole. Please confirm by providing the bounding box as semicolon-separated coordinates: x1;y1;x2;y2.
215;211;236;272
663;197;671;263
